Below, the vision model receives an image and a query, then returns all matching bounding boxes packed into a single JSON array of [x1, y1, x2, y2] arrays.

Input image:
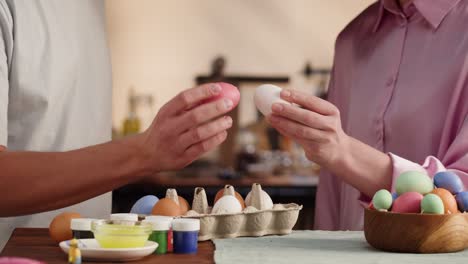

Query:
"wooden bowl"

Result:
[[364, 208, 468, 253]]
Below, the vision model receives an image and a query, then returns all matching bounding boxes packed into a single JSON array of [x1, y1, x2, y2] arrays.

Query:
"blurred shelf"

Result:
[[147, 172, 319, 188]]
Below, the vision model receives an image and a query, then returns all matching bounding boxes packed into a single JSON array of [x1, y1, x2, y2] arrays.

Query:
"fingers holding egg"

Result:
[[254, 84, 292, 116], [202, 82, 240, 108], [178, 115, 233, 149], [175, 84, 238, 133], [278, 89, 339, 116], [270, 104, 333, 132], [170, 82, 238, 114], [268, 115, 327, 142]]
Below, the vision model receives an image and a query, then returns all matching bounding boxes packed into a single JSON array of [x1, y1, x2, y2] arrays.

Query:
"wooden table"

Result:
[[1, 228, 215, 264]]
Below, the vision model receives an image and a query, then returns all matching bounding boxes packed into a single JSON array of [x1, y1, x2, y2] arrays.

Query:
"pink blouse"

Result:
[[314, 0, 468, 230]]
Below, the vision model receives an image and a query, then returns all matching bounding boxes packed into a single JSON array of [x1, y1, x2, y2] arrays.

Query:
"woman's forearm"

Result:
[[0, 135, 149, 216], [330, 136, 393, 197]]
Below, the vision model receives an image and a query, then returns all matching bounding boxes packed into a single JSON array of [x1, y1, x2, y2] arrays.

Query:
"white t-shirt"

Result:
[[0, 0, 112, 250]]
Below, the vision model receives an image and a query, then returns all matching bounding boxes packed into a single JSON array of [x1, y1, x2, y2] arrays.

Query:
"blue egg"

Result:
[[392, 192, 398, 201], [456, 191, 468, 212], [130, 195, 159, 215], [433, 171, 464, 194]]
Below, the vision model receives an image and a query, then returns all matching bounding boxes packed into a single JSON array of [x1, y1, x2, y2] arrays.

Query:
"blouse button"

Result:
[[399, 15, 407, 27], [400, 19, 407, 27]]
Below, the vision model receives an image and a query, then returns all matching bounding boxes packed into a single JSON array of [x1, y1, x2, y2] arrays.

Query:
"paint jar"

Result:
[[91, 219, 152, 248], [142, 218, 171, 254], [172, 219, 200, 254], [146, 216, 174, 252], [110, 213, 138, 223], [71, 218, 94, 239]]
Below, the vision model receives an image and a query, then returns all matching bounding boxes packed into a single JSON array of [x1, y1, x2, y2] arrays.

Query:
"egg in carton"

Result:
[[182, 183, 302, 241]]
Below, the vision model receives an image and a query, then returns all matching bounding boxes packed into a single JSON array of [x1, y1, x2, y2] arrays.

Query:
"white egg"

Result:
[[254, 84, 292, 116], [243, 206, 259, 213], [212, 195, 242, 214], [245, 190, 274, 210]]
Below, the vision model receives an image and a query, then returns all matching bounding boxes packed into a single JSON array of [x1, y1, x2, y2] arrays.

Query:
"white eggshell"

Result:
[[243, 206, 259, 213], [245, 190, 274, 210], [254, 84, 291, 116], [212, 195, 242, 214]]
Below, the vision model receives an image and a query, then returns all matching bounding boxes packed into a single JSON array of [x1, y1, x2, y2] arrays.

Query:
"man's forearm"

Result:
[[0, 135, 149, 216], [0, 83, 238, 217]]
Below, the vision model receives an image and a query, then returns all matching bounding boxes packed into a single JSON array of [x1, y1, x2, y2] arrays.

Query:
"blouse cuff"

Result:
[[388, 153, 446, 192], [359, 153, 446, 206]]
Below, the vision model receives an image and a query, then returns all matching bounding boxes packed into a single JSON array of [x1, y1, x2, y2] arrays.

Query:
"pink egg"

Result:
[[392, 192, 423, 213], [202, 82, 240, 107]]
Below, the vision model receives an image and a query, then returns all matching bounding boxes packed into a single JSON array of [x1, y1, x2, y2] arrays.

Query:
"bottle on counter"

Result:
[[71, 218, 94, 239]]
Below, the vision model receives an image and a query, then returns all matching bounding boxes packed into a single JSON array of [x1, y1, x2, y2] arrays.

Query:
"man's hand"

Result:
[[0, 83, 239, 216], [139, 82, 236, 173]]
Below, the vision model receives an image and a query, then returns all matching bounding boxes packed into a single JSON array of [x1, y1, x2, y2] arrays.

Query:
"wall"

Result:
[[105, 0, 375, 131]]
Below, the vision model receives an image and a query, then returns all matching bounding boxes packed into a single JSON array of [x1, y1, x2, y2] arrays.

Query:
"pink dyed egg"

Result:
[[202, 82, 240, 108], [392, 192, 423, 213]]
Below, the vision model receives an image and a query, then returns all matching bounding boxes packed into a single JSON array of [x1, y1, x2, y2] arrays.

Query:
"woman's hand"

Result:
[[267, 89, 350, 168], [139, 83, 236, 174], [267, 89, 392, 196]]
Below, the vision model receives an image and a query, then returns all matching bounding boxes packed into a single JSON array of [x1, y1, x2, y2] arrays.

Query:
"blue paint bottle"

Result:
[[172, 219, 200, 254]]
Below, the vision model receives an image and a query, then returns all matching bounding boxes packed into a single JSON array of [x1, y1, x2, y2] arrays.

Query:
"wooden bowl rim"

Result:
[[364, 208, 468, 253], [365, 208, 467, 217]]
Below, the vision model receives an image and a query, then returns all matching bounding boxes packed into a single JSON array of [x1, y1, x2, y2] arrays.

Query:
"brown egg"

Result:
[[431, 188, 458, 214], [49, 212, 81, 243], [178, 196, 190, 214], [151, 198, 181, 216], [214, 189, 245, 209]]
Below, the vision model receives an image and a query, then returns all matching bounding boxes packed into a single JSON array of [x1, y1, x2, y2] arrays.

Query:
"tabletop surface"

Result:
[[1, 228, 215, 264], [4, 228, 468, 264]]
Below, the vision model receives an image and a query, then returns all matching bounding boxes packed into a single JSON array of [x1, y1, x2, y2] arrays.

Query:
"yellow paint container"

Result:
[[92, 219, 152, 248]]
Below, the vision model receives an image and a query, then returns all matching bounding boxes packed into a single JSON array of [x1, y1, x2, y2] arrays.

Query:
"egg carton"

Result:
[[181, 184, 302, 241]]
